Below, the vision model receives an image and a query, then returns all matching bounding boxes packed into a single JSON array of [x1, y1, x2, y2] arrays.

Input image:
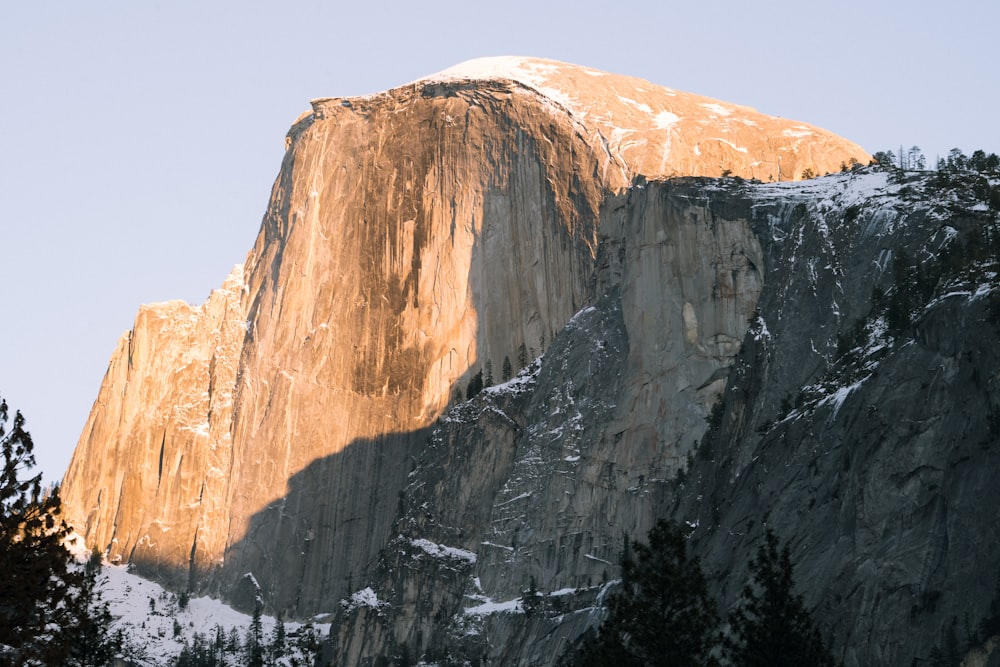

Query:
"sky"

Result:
[[1, 1, 997, 483]]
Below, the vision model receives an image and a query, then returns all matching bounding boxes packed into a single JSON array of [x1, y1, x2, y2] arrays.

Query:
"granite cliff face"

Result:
[[55, 57, 999, 667], [326, 171, 1000, 667], [63, 57, 864, 607], [66, 267, 246, 584]]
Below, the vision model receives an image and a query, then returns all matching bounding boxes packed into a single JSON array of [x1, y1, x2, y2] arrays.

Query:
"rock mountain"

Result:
[[61, 57, 1000, 666]]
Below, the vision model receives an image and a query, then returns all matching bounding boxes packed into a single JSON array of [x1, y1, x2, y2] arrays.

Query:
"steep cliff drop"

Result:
[[61, 57, 882, 662]]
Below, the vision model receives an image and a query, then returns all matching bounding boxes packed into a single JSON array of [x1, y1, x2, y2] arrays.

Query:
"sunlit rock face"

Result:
[[63, 267, 246, 584], [61, 57, 868, 618], [421, 57, 865, 187]]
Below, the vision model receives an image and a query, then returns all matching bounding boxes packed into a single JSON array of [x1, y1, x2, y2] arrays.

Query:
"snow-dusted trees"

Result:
[[906, 146, 927, 170], [872, 147, 925, 170], [871, 149, 896, 169], [938, 148, 1000, 174], [246, 601, 265, 667], [173, 618, 319, 666]]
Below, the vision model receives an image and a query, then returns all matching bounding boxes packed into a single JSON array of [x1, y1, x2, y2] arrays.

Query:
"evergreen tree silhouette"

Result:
[[574, 520, 719, 666], [502, 356, 513, 382], [246, 600, 265, 667], [270, 610, 287, 662], [723, 529, 835, 667], [0, 397, 114, 666]]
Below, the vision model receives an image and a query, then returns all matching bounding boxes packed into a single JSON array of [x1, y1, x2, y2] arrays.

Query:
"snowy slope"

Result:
[[95, 561, 329, 665]]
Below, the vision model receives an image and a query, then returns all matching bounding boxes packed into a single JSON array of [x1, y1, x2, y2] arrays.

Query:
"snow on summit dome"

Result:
[[418, 56, 606, 89], [412, 56, 869, 185], [416, 56, 601, 115]]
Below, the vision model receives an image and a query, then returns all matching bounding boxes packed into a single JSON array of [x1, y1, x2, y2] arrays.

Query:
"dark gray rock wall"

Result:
[[680, 170, 1000, 667]]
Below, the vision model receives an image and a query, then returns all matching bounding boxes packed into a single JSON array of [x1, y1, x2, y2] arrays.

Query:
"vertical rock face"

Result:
[[328, 182, 767, 664], [61, 55, 894, 658], [65, 68, 611, 607], [327, 171, 1000, 667], [216, 78, 607, 611], [63, 267, 245, 586], [676, 172, 1000, 667]]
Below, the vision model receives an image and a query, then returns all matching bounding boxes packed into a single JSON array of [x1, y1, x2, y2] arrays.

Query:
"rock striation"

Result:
[[69, 56, 1000, 667]]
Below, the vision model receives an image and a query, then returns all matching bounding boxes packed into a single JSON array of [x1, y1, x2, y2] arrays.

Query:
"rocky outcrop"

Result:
[[326, 179, 767, 664], [58, 57, 912, 662]]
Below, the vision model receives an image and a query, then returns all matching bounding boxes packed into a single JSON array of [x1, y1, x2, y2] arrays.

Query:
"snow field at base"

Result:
[[96, 562, 331, 665]]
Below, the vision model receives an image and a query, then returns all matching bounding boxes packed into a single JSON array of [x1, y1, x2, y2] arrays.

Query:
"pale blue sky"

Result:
[[2, 1, 997, 481]]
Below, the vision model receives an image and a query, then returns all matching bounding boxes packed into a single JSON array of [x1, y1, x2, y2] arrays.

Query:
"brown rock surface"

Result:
[[61, 57, 869, 611]]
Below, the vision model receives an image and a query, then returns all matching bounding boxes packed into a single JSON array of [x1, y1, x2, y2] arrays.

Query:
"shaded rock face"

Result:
[[677, 172, 1000, 667]]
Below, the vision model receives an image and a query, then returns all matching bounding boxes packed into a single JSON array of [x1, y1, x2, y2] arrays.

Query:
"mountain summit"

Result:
[[63, 60, 865, 608], [56, 60, 1000, 666], [409, 56, 865, 185]]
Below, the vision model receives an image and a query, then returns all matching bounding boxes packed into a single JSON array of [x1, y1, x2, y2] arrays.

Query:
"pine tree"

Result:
[[465, 369, 484, 400], [502, 356, 513, 383], [226, 626, 241, 654], [942, 617, 961, 667], [295, 623, 320, 665], [574, 520, 720, 666], [246, 600, 265, 667], [174, 632, 221, 667], [270, 610, 287, 662], [872, 150, 896, 169], [947, 148, 968, 171], [0, 397, 114, 666], [985, 152, 1000, 174], [723, 529, 835, 667], [214, 624, 226, 656]]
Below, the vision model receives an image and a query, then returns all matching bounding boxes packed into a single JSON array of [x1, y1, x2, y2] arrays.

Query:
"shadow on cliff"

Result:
[[225, 426, 435, 616], [126, 82, 608, 619], [130, 426, 432, 618]]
